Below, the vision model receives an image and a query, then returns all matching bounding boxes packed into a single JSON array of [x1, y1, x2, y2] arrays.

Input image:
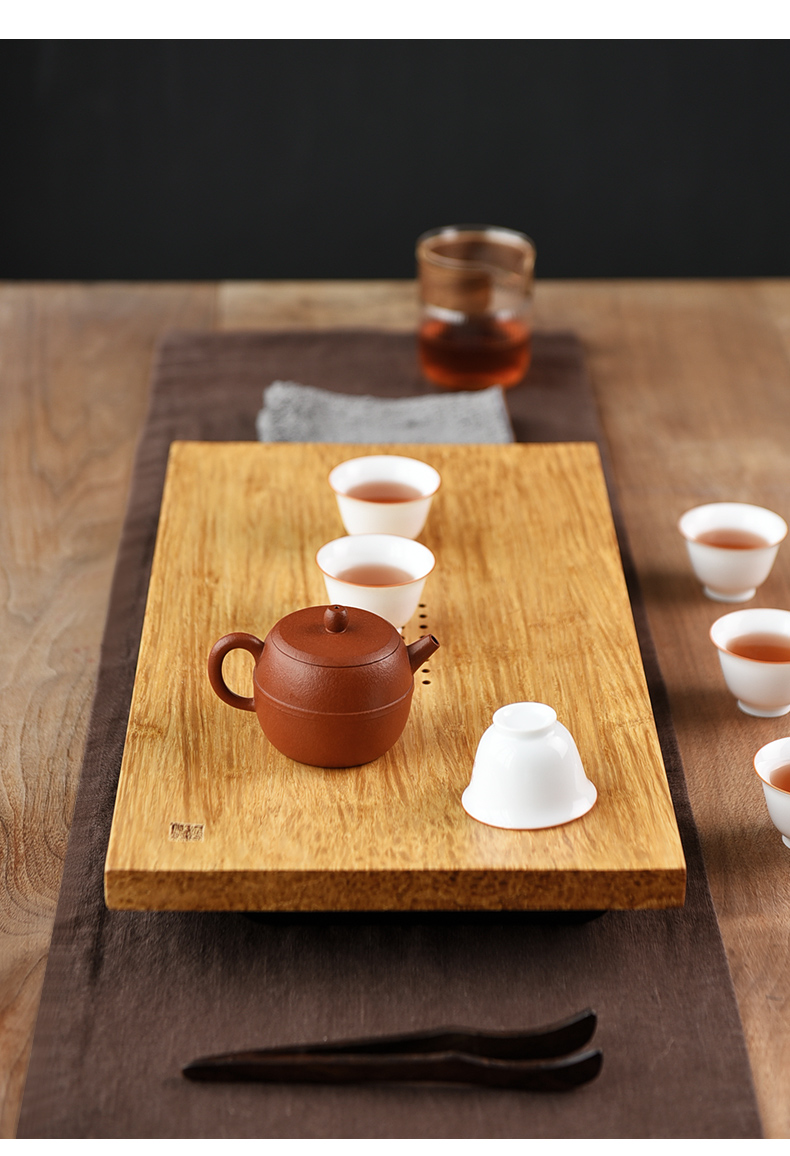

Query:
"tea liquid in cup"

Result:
[[416, 225, 536, 390], [679, 502, 786, 602], [316, 533, 435, 629], [753, 737, 790, 848], [710, 607, 790, 716], [329, 454, 441, 539]]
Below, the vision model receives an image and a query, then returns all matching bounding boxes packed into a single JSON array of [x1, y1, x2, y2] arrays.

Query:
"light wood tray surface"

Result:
[[104, 441, 686, 911]]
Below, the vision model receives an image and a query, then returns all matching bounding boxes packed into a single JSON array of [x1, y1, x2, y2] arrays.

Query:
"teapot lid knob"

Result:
[[323, 605, 349, 634]]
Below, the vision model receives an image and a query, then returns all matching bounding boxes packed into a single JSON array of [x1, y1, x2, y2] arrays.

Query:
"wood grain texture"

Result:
[[532, 279, 790, 1137], [0, 283, 217, 1138], [219, 280, 417, 331], [104, 440, 684, 911]]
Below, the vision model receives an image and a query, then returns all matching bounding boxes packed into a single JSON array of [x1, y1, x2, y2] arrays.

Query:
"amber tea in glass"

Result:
[[416, 225, 535, 391]]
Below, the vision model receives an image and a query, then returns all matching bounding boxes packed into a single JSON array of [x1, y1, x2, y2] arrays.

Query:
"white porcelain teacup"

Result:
[[710, 607, 790, 717], [329, 454, 441, 539], [678, 502, 786, 602], [316, 534, 435, 629], [462, 702, 597, 830], [754, 737, 790, 849]]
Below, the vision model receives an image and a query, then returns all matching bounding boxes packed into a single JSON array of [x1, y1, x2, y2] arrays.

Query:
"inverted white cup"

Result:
[[679, 502, 786, 602], [710, 607, 790, 717], [329, 455, 441, 538], [754, 737, 790, 849], [316, 534, 435, 629], [462, 703, 597, 830]]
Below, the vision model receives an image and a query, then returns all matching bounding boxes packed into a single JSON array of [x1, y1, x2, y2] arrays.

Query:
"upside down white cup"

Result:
[[462, 703, 597, 830], [678, 502, 787, 602], [710, 608, 790, 717], [754, 737, 790, 849], [329, 455, 441, 539], [316, 534, 435, 629]]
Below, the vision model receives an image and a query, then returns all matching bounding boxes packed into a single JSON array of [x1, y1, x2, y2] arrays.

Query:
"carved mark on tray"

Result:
[[169, 822, 205, 842]]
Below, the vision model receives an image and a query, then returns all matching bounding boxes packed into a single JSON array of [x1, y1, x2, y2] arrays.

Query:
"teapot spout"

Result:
[[407, 634, 440, 674]]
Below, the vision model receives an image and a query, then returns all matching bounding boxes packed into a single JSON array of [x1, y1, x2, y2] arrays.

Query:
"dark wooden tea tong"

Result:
[[182, 1008, 601, 1092]]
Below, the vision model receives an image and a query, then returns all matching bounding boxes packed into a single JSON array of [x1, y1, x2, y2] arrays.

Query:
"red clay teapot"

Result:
[[208, 604, 439, 768]]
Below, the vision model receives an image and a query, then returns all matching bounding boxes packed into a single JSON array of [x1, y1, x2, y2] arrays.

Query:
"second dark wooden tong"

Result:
[[182, 1008, 602, 1092]]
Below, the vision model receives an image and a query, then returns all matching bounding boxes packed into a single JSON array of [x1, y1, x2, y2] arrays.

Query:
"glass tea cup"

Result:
[[316, 534, 435, 630], [416, 224, 536, 391], [328, 454, 441, 539]]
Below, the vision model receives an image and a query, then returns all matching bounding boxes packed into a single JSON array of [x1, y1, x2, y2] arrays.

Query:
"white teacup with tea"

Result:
[[316, 533, 435, 629], [710, 607, 790, 717], [754, 737, 790, 849], [329, 454, 441, 539], [679, 501, 786, 602]]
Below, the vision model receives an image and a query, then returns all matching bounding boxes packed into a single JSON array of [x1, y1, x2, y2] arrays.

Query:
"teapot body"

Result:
[[253, 666, 415, 767]]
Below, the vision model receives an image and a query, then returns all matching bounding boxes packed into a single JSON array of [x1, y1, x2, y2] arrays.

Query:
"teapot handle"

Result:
[[207, 632, 265, 712]]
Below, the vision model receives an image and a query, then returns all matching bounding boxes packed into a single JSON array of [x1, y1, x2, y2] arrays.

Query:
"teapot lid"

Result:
[[269, 604, 402, 668]]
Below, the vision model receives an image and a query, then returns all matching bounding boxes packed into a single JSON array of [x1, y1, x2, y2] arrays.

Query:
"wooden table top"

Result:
[[3, 278, 789, 1137]]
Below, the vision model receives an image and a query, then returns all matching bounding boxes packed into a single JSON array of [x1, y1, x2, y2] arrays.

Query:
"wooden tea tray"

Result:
[[104, 441, 686, 912]]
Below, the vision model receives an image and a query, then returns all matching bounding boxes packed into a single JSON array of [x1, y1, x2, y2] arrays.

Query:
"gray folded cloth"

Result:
[[256, 380, 514, 444]]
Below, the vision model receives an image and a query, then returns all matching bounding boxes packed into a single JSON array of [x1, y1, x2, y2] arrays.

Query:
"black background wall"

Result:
[[2, 40, 789, 280]]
